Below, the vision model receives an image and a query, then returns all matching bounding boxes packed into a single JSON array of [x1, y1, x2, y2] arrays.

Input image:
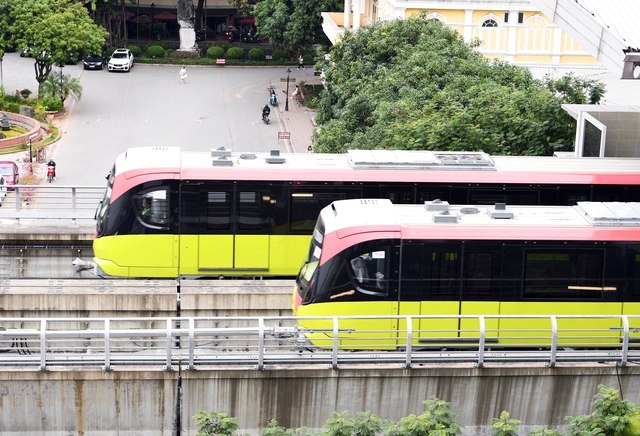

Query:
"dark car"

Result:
[[83, 53, 105, 70], [0, 161, 19, 190]]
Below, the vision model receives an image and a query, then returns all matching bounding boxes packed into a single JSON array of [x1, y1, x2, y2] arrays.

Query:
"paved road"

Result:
[[2, 51, 317, 185]]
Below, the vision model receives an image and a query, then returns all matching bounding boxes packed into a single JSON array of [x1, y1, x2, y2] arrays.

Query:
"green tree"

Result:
[[7, 0, 107, 92], [322, 410, 391, 436], [228, 0, 253, 18], [193, 411, 240, 436], [40, 70, 82, 107], [566, 385, 640, 436], [491, 411, 520, 436], [254, 0, 342, 52], [260, 419, 307, 436], [313, 13, 604, 156], [388, 397, 462, 436]]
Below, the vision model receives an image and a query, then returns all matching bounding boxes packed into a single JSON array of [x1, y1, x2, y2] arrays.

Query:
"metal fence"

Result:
[[1, 315, 639, 371], [0, 185, 103, 225]]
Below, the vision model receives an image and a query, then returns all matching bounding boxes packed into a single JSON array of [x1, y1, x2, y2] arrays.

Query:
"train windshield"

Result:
[[95, 165, 114, 232], [297, 219, 324, 293]]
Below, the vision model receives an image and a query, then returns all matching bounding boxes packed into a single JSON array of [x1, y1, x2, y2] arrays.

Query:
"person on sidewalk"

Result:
[[298, 54, 304, 70], [179, 65, 187, 84]]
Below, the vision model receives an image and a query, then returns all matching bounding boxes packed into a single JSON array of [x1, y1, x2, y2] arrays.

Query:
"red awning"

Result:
[[154, 11, 178, 21], [238, 17, 255, 24]]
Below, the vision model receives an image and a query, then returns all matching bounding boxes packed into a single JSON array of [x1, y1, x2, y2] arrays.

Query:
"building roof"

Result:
[[530, 0, 640, 78]]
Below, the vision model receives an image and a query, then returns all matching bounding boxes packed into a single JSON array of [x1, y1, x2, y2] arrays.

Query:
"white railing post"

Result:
[[103, 319, 111, 372], [165, 318, 173, 371], [331, 317, 339, 369], [404, 316, 412, 369], [39, 319, 47, 371], [257, 317, 265, 370], [188, 318, 195, 370], [621, 315, 629, 367], [476, 316, 485, 368], [548, 316, 558, 368]]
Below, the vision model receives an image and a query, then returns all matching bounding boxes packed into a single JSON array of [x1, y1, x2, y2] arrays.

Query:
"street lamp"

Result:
[[285, 67, 291, 111], [28, 132, 37, 172]]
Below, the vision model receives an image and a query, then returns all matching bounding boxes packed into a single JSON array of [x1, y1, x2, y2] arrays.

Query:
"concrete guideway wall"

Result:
[[1, 364, 639, 435], [0, 279, 295, 319]]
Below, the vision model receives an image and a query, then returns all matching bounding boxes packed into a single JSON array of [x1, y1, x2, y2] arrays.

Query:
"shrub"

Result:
[[107, 47, 117, 57], [42, 96, 62, 112], [248, 48, 265, 61], [225, 47, 245, 60], [271, 49, 285, 62], [146, 45, 165, 59], [169, 50, 200, 59], [206, 46, 224, 59], [128, 45, 142, 57]]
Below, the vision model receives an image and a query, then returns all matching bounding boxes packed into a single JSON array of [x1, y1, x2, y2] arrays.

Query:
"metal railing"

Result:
[[1, 315, 639, 371], [0, 185, 102, 225]]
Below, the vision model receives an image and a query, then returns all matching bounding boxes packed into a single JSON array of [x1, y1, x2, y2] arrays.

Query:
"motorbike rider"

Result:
[[269, 88, 277, 105], [262, 104, 271, 121], [47, 159, 57, 179]]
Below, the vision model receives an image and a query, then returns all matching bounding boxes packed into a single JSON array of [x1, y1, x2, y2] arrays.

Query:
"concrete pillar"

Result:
[[344, 0, 351, 31], [353, 0, 361, 31]]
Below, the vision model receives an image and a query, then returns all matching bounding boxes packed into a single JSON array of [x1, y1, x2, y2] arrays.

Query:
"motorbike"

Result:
[[47, 165, 56, 183], [269, 90, 278, 106], [262, 107, 270, 124]]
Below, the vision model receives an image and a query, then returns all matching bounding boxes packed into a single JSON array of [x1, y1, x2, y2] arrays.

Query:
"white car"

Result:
[[108, 48, 134, 72]]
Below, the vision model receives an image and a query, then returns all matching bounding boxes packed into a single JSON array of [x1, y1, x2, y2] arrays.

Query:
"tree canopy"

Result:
[[254, 0, 342, 52], [5, 0, 107, 88], [313, 14, 605, 156]]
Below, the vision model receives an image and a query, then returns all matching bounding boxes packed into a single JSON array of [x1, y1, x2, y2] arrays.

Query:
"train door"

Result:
[[499, 243, 619, 346], [398, 242, 461, 345], [178, 182, 271, 275]]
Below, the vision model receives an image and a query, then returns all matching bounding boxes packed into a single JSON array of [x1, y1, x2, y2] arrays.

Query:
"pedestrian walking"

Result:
[[298, 54, 304, 70], [179, 65, 187, 84]]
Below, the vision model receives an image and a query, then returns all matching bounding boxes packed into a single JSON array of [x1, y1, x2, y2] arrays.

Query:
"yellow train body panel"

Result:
[[93, 234, 178, 277], [96, 233, 312, 278], [498, 302, 623, 346], [296, 302, 398, 350]]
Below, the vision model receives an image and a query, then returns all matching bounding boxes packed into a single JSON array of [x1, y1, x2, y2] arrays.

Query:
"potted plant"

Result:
[[20, 88, 32, 98]]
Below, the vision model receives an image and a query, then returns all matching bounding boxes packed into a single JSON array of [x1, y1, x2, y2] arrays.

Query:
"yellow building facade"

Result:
[[323, 1, 600, 66]]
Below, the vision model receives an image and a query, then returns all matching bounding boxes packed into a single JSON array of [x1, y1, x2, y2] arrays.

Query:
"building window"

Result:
[[482, 19, 498, 27], [504, 12, 509, 23], [518, 12, 524, 24]]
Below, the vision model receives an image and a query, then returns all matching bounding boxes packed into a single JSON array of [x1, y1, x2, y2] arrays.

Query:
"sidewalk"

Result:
[[271, 71, 321, 153]]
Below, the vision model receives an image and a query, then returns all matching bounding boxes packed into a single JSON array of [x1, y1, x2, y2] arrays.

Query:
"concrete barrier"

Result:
[[0, 364, 638, 435]]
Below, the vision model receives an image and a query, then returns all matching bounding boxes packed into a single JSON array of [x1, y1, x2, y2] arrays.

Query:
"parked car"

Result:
[[0, 176, 6, 204], [67, 52, 82, 65], [83, 53, 105, 70], [0, 161, 19, 190], [108, 48, 134, 72]]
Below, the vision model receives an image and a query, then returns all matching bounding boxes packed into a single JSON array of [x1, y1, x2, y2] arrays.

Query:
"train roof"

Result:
[[319, 200, 640, 245], [116, 147, 640, 183]]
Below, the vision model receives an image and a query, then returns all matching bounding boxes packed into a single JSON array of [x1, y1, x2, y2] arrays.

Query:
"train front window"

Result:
[[348, 250, 388, 295], [297, 221, 325, 297], [133, 188, 170, 228], [96, 166, 114, 224], [523, 249, 604, 299]]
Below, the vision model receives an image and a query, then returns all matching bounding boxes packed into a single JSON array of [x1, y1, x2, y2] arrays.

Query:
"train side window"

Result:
[[523, 249, 604, 299], [238, 191, 261, 231], [348, 250, 388, 295], [430, 251, 459, 298], [207, 191, 231, 231], [290, 189, 360, 234], [465, 252, 493, 296]]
